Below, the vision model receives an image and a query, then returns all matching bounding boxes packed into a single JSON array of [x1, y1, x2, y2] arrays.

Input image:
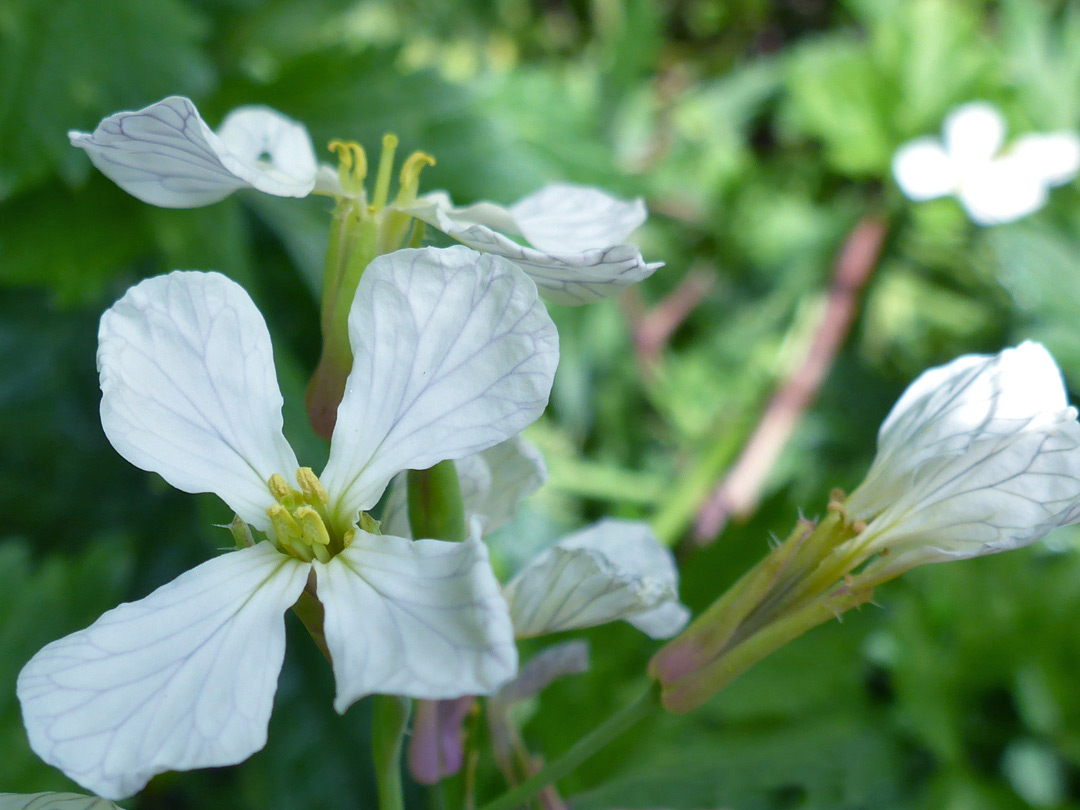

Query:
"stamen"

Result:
[[297, 467, 329, 504], [396, 151, 436, 206], [268, 473, 295, 503], [371, 133, 399, 210], [296, 506, 331, 547], [329, 139, 368, 196]]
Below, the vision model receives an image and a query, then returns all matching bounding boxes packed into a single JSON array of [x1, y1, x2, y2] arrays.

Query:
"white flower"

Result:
[[845, 341, 1080, 577], [70, 96, 658, 304], [16, 246, 559, 800], [892, 102, 1080, 225], [397, 441, 687, 783], [383, 440, 689, 640], [400, 185, 660, 305], [69, 96, 327, 207]]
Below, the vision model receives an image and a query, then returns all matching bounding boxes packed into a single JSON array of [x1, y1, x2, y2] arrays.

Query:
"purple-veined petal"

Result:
[[98, 271, 299, 530], [17, 544, 308, 800]]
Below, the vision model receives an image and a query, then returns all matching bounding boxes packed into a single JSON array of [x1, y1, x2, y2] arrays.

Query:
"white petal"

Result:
[[16, 544, 309, 801], [314, 529, 517, 711], [957, 154, 1048, 225], [503, 519, 689, 639], [214, 106, 319, 197], [0, 794, 123, 810], [69, 97, 315, 208], [491, 640, 590, 707], [892, 138, 957, 200], [98, 271, 299, 530], [944, 102, 1007, 168], [860, 416, 1080, 566], [404, 193, 659, 305], [321, 247, 558, 527], [1008, 132, 1080, 187], [508, 183, 648, 253], [381, 437, 547, 538], [847, 342, 1070, 521]]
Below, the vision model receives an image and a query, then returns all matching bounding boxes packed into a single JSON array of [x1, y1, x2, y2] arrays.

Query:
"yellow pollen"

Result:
[[297, 467, 328, 504], [268, 473, 295, 504], [296, 506, 331, 546]]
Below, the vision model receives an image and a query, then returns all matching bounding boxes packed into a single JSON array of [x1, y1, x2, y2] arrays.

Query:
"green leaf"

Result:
[[0, 0, 215, 199]]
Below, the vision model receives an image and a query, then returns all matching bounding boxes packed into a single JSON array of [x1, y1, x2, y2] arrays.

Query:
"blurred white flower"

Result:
[[17, 246, 560, 799], [846, 341, 1080, 577], [892, 102, 1080, 225]]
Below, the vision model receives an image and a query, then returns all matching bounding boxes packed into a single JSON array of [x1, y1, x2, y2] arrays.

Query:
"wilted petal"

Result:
[[314, 528, 517, 711], [859, 417, 1080, 568], [406, 696, 475, 785], [69, 97, 316, 208], [504, 520, 689, 639], [892, 138, 957, 201], [848, 342, 1069, 521], [98, 272, 299, 530], [404, 192, 659, 305], [944, 102, 1006, 169], [381, 437, 547, 538], [1009, 132, 1080, 187], [491, 641, 590, 708], [17, 544, 308, 800], [321, 247, 558, 527]]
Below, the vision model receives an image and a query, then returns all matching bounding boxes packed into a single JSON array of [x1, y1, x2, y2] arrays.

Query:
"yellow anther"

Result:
[[396, 151, 436, 205], [342, 528, 356, 549], [296, 467, 328, 505], [295, 506, 331, 547], [268, 473, 295, 503], [268, 503, 303, 541]]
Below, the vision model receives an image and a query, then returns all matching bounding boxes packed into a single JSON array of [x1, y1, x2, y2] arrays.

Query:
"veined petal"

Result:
[[1008, 132, 1080, 187], [69, 97, 316, 208], [214, 106, 319, 197], [508, 184, 648, 254], [848, 342, 1070, 521], [16, 544, 309, 801], [944, 102, 1006, 169], [504, 520, 689, 639], [491, 641, 590, 708], [98, 271, 299, 530], [314, 528, 517, 711], [892, 137, 957, 201], [321, 247, 558, 527], [957, 154, 1048, 225], [403, 192, 659, 305], [381, 437, 547, 538], [0, 794, 123, 810], [858, 416, 1080, 568]]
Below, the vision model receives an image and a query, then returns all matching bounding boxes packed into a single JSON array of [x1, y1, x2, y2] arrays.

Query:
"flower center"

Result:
[[266, 468, 352, 563], [327, 134, 435, 210]]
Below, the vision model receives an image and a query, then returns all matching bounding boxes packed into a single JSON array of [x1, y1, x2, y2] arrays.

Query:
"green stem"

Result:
[[477, 684, 658, 810], [373, 695, 412, 810], [408, 461, 467, 542]]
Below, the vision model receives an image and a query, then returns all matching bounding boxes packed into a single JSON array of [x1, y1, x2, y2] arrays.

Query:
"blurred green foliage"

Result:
[[4, 0, 1080, 808]]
